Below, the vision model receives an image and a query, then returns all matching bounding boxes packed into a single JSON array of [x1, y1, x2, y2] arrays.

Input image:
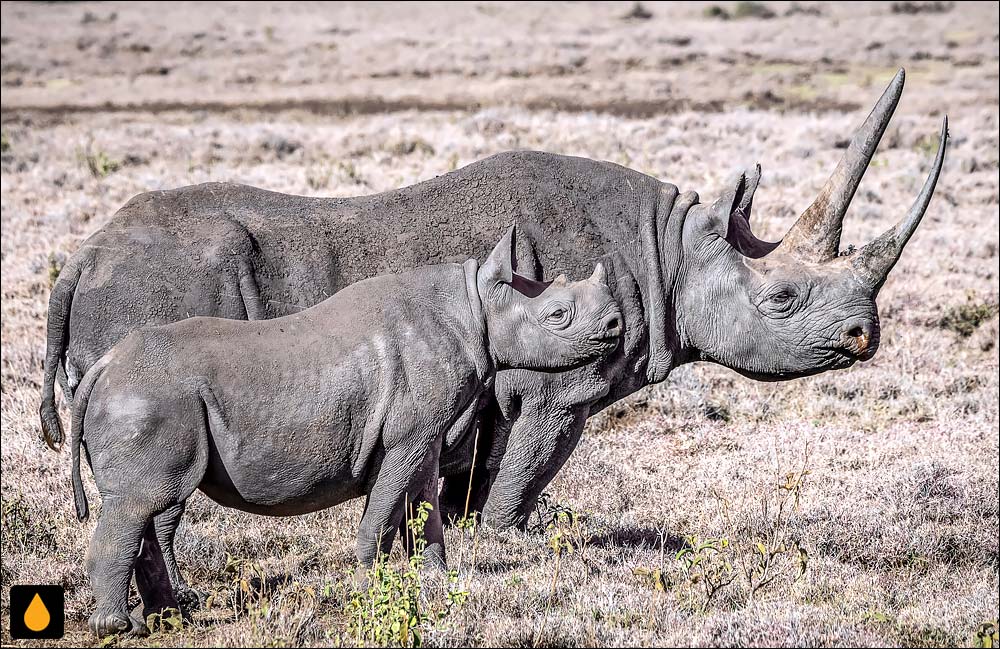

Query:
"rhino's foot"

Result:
[[480, 502, 532, 532], [352, 565, 370, 591], [174, 586, 205, 617], [422, 543, 447, 573], [89, 609, 149, 639]]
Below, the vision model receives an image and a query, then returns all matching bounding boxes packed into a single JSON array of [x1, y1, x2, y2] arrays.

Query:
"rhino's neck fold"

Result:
[[621, 179, 693, 386]]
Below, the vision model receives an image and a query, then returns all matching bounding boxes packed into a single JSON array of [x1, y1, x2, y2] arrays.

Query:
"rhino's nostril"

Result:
[[847, 326, 864, 339], [606, 316, 620, 332]]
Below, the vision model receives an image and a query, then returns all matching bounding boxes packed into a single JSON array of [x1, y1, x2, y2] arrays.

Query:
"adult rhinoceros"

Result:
[[41, 70, 945, 603]]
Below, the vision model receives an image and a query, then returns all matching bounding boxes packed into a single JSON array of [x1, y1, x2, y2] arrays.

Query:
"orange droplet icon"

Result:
[[24, 593, 51, 632]]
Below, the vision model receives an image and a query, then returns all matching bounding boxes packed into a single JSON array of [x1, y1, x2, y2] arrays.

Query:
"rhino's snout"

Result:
[[839, 317, 880, 361], [589, 309, 623, 346], [599, 312, 622, 339]]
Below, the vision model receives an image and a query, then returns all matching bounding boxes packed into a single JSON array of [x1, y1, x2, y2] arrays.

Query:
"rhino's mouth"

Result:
[[589, 332, 621, 353]]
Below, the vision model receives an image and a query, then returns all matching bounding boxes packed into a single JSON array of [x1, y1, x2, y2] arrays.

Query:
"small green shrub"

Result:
[[975, 622, 999, 648], [389, 138, 435, 156], [675, 536, 737, 611], [47, 252, 64, 288], [939, 293, 998, 337], [344, 502, 468, 648], [703, 5, 730, 19], [306, 163, 334, 190], [337, 160, 365, 186], [145, 607, 183, 635], [80, 144, 121, 178], [1, 491, 57, 559], [733, 1, 776, 19]]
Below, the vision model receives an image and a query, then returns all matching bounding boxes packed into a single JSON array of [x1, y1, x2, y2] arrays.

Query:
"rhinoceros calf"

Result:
[[69, 228, 622, 637]]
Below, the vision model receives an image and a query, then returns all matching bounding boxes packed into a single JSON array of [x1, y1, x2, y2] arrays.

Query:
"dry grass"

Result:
[[2, 1, 998, 647]]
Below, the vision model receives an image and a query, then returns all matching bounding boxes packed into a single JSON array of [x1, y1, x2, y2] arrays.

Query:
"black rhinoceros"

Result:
[[41, 69, 945, 604]]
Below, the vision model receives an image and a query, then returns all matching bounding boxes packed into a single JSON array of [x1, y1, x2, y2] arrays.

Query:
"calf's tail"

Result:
[[39, 252, 88, 451], [71, 354, 110, 522]]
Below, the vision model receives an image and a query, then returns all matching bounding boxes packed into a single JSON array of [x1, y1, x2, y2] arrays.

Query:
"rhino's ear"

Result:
[[481, 225, 517, 286], [701, 166, 779, 259]]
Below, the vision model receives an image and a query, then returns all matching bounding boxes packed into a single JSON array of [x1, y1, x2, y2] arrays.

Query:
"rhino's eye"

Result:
[[757, 285, 799, 316], [769, 290, 793, 305], [544, 306, 571, 328]]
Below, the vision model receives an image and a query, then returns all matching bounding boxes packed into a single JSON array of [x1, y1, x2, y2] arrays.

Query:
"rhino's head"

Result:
[[674, 69, 948, 380], [479, 226, 622, 371]]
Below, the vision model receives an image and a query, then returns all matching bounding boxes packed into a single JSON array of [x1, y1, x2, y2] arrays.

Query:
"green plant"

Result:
[[344, 501, 468, 647], [80, 143, 121, 178], [389, 138, 435, 156], [939, 292, 998, 337], [306, 162, 334, 190], [976, 622, 1000, 648], [733, 1, 776, 19], [145, 607, 183, 634], [718, 453, 811, 602], [337, 160, 365, 186], [47, 252, 64, 288], [675, 536, 737, 611], [1, 130, 10, 153], [703, 5, 730, 19]]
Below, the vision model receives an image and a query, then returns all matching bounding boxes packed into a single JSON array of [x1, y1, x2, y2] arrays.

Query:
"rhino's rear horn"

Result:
[[778, 69, 906, 262], [852, 117, 948, 292]]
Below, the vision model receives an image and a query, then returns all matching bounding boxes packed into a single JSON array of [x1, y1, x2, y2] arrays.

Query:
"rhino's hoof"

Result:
[[89, 609, 149, 638], [175, 586, 205, 617], [351, 565, 370, 591]]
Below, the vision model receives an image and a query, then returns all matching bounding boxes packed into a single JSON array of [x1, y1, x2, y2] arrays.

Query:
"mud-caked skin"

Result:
[[42, 70, 946, 605], [71, 228, 622, 638]]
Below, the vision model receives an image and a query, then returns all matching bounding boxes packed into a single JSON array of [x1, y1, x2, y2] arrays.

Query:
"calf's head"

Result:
[[478, 227, 622, 371], [674, 69, 948, 380]]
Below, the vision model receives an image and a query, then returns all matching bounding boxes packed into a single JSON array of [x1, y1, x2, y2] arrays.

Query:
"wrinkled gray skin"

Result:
[[41, 70, 947, 614], [71, 228, 622, 637]]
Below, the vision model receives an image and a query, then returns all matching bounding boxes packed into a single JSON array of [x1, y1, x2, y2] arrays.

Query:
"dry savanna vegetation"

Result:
[[1, 1, 998, 647]]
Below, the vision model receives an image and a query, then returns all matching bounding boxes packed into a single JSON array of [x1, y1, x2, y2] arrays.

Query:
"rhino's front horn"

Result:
[[852, 116, 948, 292], [778, 69, 906, 262]]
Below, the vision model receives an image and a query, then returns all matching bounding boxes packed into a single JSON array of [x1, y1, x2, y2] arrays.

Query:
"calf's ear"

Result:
[[481, 225, 517, 285]]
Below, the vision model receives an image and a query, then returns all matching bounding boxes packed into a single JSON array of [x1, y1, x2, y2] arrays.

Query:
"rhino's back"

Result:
[[92, 150, 659, 289], [65, 151, 662, 373]]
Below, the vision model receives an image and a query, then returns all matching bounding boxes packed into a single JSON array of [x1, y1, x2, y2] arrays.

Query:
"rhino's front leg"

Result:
[[356, 440, 444, 569], [400, 461, 446, 571], [477, 367, 604, 530]]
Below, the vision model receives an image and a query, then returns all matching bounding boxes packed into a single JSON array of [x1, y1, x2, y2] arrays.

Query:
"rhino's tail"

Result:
[[39, 251, 88, 452], [71, 353, 110, 522]]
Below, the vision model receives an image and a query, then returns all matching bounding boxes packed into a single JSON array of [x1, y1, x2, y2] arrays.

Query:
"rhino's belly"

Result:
[[198, 453, 366, 517]]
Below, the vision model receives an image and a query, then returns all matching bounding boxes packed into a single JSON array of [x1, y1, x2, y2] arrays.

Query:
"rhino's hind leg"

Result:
[[152, 502, 203, 616], [86, 501, 154, 638], [133, 522, 179, 621]]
